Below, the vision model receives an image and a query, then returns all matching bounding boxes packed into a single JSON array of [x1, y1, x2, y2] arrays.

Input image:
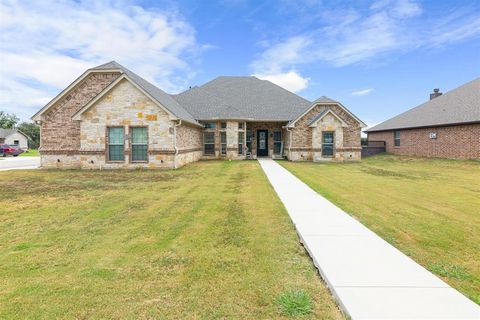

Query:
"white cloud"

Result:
[[352, 88, 374, 96], [0, 0, 202, 120], [254, 71, 309, 93], [250, 0, 480, 81], [249, 36, 311, 92]]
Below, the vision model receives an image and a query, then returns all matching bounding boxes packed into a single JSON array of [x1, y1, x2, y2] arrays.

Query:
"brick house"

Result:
[[365, 78, 479, 160], [32, 61, 365, 169]]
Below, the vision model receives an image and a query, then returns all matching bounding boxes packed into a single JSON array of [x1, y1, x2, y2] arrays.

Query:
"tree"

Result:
[[17, 122, 40, 149], [0, 111, 19, 129]]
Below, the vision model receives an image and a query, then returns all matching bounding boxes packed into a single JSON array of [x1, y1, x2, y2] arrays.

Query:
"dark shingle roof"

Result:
[[366, 78, 480, 132], [172, 76, 312, 121], [91, 61, 200, 126]]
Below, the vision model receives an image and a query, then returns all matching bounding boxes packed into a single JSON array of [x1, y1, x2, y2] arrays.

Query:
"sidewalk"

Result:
[[258, 159, 479, 319]]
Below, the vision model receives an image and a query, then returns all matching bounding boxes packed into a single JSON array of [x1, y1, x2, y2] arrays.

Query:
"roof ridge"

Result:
[[366, 77, 480, 132]]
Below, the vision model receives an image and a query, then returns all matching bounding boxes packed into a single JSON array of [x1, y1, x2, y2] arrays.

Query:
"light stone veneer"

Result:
[[79, 79, 174, 169]]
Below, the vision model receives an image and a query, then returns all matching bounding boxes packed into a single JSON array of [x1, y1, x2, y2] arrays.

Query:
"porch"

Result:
[[201, 121, 288, 159]]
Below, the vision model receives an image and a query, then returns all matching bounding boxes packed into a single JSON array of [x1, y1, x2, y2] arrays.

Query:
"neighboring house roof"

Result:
[[0, 128, 30, 140], [172, 76, 312, 121], [366, 78, 480, 132]]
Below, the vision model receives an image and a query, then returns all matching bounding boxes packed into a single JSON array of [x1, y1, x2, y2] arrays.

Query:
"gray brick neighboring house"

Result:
[[365, 78, 480, 160], [32, 61, 366, 169]]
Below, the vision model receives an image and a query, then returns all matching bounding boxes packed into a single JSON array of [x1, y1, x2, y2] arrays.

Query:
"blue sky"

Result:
[[0, 0, 479, 128]]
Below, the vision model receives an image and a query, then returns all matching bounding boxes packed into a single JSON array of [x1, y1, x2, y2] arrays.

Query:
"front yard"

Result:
[[0, 161, 341, 319], [280, 154, 480, 304]]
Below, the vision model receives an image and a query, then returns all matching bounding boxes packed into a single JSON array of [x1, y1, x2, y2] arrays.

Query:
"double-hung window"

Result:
[[108, 127, 125, 161], [322, 132, 334, 157], [220, 132, 227, 155], [394, 131, 401, 147], [246, 129, 252, 154], [204, 132, 215, 155], [131, 127, 148, 162], [238, 132, 244, 155], [273, 131, 282, 155]]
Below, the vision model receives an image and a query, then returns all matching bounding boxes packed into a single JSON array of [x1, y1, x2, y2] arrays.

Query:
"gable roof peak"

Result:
[[313, 96, 338, 104], [90, 60, 124, 70]]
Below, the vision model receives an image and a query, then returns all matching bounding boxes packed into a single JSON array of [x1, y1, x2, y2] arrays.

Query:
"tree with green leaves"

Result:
[[0, 111, 19, 129]]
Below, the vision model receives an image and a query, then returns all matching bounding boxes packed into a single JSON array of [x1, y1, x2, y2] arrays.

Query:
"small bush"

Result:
[[276, 290, 313, 317]]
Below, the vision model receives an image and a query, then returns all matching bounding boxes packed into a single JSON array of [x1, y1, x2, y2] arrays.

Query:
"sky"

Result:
[[0, 0, 479, 128]]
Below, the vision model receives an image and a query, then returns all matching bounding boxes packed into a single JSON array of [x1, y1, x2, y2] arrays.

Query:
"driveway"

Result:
[[258, 159, 480, 320], [0, 157, 40, 171]]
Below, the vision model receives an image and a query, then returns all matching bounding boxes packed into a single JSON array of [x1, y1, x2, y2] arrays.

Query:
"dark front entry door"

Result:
[[257, 130, 268, 157]]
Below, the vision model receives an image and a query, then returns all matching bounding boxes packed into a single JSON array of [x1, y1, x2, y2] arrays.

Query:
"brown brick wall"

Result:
[[40, 72, 121, 152], [367, 123, 480, 159]]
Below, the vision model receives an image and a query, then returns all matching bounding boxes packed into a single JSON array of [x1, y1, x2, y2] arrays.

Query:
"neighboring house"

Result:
[[32, 61, 365, 169], [365, 78, 480, 160], [0, 129, 29, 149]]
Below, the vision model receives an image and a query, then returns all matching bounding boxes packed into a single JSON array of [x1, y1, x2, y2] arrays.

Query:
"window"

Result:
[[322, 132, 334, 157], [221, 122, 227, 129], [108, 127, 125, 161], [394, 131, 401, 146], [220, 132, 227, 155], [246, 129, 252, 154], [131, 127, 148, 162], [204, 132, 215, 155], [204, 122, 216, 129], [273, 131, 282, 155], [13, 140, 19, 145], [238, 132, 244, 155], [238, 122, 244, 130]]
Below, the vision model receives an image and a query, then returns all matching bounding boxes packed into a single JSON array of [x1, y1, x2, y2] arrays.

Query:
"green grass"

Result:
[[280, 154, 480, 304], [276, 290, 313, 317], [0, 161, 342, 319], [19, 149, 39, 157]]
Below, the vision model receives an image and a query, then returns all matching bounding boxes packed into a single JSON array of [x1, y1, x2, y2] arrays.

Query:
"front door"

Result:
[[257, 130, 268, 157]]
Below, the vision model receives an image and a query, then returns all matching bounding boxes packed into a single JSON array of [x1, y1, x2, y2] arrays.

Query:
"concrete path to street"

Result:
[[258, 158, 480, 319], [0, 157, 40, 171]]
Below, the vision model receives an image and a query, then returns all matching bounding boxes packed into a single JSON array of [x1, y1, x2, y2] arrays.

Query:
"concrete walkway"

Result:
[[0, 157, 40, 171], [258, 159, 480, 320]]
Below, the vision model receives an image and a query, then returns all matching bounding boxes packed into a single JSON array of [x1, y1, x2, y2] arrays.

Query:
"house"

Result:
[[0, 128, 29, 149], [31, 61, 365, 169], [365, 78, 480, 160]]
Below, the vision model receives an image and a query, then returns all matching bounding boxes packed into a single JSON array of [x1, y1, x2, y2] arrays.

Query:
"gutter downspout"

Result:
[[173, 120, 182, 169]]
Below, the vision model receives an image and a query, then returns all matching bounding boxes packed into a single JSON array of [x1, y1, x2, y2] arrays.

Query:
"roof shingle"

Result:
[[366, 78, 480, 132]]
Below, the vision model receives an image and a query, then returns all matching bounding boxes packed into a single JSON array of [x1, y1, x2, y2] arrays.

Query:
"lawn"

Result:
[[0, 161, 342, 319], [19, 149, 39, 157], [280, 154, 480, 304]]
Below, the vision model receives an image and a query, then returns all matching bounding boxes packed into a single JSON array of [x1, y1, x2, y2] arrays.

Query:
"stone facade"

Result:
[[37, 70, 364, 169], [287, 104, 362, 161], [40, 77, 203, 169], [40, 72, 121, 154], [367, 123, 480, 159], [247, 122, 287, 159], [176, 122, 203, 166]]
